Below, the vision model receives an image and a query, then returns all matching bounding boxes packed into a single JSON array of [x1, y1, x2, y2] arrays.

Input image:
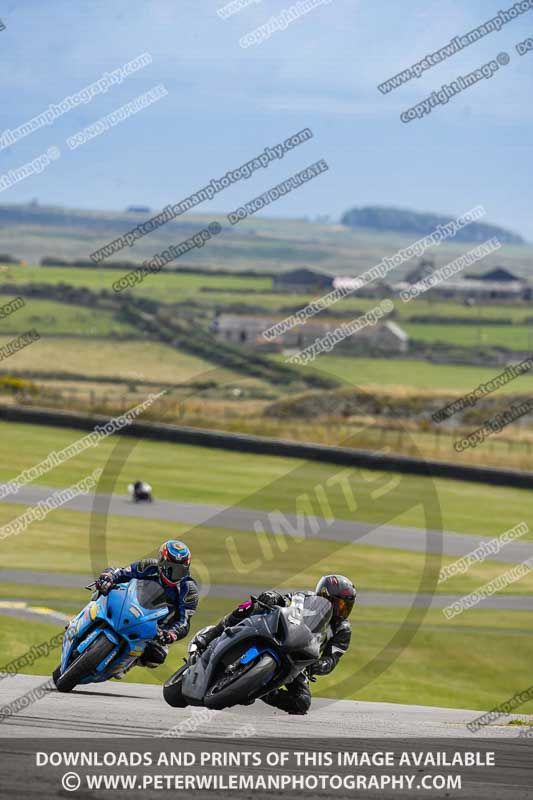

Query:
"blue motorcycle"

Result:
[[53, 580, 169, 692]]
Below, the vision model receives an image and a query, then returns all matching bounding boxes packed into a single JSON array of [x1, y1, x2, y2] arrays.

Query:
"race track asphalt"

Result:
[[1, 674, 529, 739]]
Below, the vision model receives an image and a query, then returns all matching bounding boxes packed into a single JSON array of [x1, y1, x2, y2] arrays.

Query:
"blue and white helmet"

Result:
[[158, 540, 191, 587]]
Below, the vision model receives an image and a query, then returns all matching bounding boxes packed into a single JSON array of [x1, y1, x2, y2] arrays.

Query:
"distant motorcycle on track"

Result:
[[128, 480, 153, 503], [52, 580, 168, 692], [163, 592, 332, 710]]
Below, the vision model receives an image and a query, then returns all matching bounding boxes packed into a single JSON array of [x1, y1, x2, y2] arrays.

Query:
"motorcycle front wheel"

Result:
[[54, 634, 116, 693], [204, 654, 277, 710], [163, 665, 188, 707]]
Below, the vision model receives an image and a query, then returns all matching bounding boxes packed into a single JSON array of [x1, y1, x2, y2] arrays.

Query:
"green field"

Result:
[[404, 323, 533, 351], [0, 582, 88, 608], [0, 420, 531, 541], [320, 606, 533, 710], [0, 264, 271, 303], [306, 355, 533, 393], [398, 300, 530, 323], [0, 335, 267, 386], [0, 297, 139, 337]]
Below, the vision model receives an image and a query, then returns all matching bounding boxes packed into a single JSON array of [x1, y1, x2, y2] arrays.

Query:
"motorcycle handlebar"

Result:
[[250, 595, 274, 610]]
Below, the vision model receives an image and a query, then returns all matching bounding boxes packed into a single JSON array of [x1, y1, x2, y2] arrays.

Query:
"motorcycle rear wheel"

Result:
[[54, 634, 116, 693], [204, 654, 277, 710]]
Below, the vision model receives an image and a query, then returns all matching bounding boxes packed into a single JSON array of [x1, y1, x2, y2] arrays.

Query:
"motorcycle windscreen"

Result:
[[301, 594, 332, 634], [134, 581, 168, 610]]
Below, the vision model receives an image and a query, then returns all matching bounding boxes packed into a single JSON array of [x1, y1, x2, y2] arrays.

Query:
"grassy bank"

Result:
[[0, 420, 531, 539]]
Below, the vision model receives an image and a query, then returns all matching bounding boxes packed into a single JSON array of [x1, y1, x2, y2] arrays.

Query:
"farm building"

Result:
[[430, 278, 531, 301], [213, 313, 409, 353], [273, 268, 333, 294], [394, 263, 532, 301], [475, 267, 521, 282]]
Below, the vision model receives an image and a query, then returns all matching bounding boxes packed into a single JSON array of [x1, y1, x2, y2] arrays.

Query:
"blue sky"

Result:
[[1, 0, 532, 239]]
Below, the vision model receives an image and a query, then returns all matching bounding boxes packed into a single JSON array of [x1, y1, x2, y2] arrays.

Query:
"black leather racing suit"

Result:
[[200, 591, 351, 715]]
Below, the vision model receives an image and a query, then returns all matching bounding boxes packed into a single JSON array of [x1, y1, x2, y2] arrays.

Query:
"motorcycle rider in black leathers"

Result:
[[192, 574, 356, 715]]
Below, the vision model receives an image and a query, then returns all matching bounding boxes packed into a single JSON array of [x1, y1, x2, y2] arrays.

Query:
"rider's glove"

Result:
[[95, 570, 115, 596], [159, 629, 178, 645], [257, 590, 284, 609], [308, 658, 330, 678], [193, 633, 209, 651]]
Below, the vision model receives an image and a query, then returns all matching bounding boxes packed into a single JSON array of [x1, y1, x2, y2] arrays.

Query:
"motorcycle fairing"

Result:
[[59, 580, 168, 682]]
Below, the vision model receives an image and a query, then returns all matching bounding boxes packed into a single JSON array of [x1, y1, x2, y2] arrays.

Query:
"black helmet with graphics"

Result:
[[315, 574, 356, 620]]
